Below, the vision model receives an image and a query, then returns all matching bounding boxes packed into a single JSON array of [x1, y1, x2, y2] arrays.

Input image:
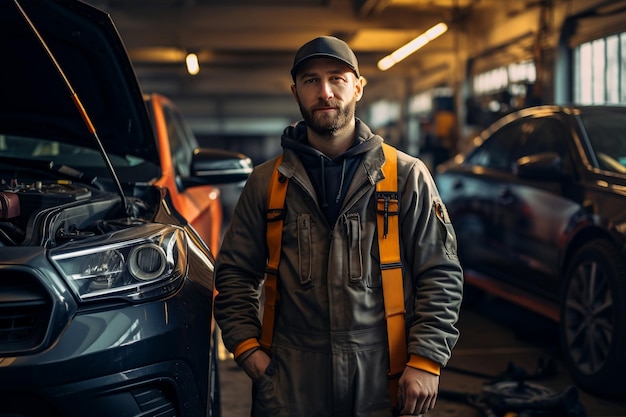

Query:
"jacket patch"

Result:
[[434, 199, 451, 224]]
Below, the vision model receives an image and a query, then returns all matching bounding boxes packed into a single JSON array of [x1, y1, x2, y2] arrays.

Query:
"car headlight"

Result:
[[51, 225, 187, 302]]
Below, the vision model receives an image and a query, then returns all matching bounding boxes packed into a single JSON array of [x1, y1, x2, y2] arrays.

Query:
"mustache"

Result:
[[312, 101, 338, 110]]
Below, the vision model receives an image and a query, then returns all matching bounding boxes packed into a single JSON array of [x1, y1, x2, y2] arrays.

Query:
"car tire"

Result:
[[560, 239, 626, 398]]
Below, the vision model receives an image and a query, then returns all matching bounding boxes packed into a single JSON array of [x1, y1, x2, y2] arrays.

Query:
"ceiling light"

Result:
[[377, 22, 448, 71], [186, 52, 199, 75]]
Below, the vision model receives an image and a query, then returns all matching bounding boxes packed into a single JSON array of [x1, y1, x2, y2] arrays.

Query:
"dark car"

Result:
[[435, 105, 626, 397], [0, 1, 251, 416]]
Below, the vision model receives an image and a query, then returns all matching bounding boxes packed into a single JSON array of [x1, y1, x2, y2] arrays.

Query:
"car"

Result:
[[0, 1, 252, 416], [434, 104, 626, 398]]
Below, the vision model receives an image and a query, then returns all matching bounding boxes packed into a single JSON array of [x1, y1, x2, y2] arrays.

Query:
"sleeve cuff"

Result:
[[232, 338, 260, 359], [406, 355, 441, 376]]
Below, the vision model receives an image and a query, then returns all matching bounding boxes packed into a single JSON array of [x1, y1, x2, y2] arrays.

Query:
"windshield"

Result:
[[0, 134, 142, 167], [580, 109, 626, 173], [0, 134, 159, 188]]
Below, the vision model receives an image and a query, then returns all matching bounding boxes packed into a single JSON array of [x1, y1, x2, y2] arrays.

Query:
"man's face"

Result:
[[291, 58, 363, 137]]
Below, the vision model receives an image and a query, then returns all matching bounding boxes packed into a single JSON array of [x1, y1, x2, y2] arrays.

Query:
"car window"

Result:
[[162, 105, 197, 178], [580, 111, 626, 173], [514, 118, 566, 160], [466, 120, 524, 171], [467, 117, 569, 173], [0, 134, 135, 166]]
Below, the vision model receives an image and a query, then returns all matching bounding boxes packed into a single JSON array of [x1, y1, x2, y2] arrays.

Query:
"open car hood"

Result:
[[0, 0, 159, 165]]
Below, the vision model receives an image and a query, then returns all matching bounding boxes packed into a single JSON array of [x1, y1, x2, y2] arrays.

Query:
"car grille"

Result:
[[0, 385, 179, 417], [132, 385, 178, 417], [0, 272, 52, 355]]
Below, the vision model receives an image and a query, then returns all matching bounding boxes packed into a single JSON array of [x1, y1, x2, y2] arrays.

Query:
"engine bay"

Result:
[[0, 176, 151, 247]]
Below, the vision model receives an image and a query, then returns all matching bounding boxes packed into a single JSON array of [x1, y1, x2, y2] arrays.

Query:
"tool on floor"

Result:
[[440, 358, 587, 417]]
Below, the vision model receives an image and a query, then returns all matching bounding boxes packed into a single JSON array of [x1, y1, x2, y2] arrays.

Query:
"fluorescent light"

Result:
[[378, 22, 448, 71], [186, 52, 199, 75]]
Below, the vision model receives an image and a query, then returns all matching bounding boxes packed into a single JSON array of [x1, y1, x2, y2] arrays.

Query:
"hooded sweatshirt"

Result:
[[281, 119, 382, 225]]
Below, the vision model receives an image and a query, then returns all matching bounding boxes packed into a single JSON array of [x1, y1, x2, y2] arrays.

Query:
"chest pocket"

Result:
[[297, 214, 313, 284], [344, 212, 363, 282]]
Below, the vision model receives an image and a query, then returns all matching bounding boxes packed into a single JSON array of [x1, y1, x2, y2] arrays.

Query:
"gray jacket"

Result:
[[214, 120, 463, 417]]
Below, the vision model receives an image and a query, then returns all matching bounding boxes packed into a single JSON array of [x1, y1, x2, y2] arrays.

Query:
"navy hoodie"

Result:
[[281, 119, 383, 226]]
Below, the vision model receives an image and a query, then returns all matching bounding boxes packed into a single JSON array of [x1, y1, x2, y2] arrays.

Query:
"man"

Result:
[[214, 36, 463, 417]]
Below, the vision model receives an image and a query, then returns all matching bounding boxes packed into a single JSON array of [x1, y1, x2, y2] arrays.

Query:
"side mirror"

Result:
[[182, 148, 253, 188], [515, 152, 561, 180]]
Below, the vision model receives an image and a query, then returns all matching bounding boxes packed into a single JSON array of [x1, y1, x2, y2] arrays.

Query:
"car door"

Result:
[[454, 118, 526, 276], [502, 115, 580, 298], [459, 115, 575, 297]]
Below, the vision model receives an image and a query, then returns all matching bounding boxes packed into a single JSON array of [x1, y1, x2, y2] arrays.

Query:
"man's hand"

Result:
[[239, 348, 272, 380], [397, 366, 439, 416]]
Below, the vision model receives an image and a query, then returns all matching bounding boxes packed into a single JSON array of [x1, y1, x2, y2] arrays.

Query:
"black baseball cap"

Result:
[[291, 36, 360, 81]]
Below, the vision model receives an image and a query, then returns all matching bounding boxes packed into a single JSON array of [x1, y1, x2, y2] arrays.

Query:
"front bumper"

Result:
[[0, 250, 214, 417]]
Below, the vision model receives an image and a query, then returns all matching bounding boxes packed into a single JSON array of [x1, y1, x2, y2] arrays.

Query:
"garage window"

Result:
[[574, 32, 626, 104]]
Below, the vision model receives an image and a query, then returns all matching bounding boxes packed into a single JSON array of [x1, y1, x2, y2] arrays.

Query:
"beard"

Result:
[[299, 98, 356, 137]]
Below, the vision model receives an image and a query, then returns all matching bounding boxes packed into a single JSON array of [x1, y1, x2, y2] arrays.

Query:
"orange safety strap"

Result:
[[376, 143, 406, 409], [260, 154, 288, 351]]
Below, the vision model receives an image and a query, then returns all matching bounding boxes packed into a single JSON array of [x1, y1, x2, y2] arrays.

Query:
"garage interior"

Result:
[[81, 1, 626, 416], [86, 0, 626, 162]]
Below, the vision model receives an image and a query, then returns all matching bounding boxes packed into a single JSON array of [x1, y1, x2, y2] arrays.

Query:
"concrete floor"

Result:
[[216, 296, 626, 417]]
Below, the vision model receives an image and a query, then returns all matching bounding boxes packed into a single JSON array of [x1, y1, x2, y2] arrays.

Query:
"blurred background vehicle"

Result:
[[0, 1, 251, 416], [145, 92, 252, 254], [434, 105, 626, 398]]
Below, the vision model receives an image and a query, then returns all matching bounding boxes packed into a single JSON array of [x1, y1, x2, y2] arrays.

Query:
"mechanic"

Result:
[[214, 35, 464, 417]]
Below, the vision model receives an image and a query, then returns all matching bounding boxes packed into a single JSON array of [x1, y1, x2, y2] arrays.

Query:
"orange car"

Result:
[[145, 93, 252, 254]]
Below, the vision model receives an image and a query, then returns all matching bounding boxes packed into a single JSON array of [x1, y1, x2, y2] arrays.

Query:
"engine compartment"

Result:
[[0, 176, 151, 247]]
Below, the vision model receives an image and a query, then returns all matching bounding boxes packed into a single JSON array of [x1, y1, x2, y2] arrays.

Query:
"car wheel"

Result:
[[560, 239, 626, 397]]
